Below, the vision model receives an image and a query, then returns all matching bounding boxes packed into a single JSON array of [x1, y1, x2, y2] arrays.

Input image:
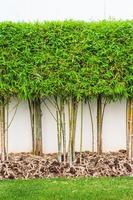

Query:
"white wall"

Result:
[[7, 99, 32, 153], [42, 99, 126, 153], [3, 98, 126, 153], [103, 101, 126, 151], [0, 0, 132, 22]]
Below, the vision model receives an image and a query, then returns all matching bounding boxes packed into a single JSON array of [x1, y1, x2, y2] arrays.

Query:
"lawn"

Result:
[[0, 177, 133, 200]]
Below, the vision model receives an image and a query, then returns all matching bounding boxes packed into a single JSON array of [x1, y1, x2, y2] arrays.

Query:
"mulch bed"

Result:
[[0, 150, 133, 179]]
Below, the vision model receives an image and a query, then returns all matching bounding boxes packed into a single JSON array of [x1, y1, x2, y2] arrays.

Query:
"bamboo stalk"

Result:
[[128, 99, 131, 158], [88, 100, 94, 152], [0, 97, 6, 161], [70, 97, 74, 164], [71, 98, 78, 162], [80, 101, 83, 163], [59, 99, 63, 161], [43, 100, 57, 121], [56, 108, 61, 162], [34, 98, 42, 156], [62, 100, 66, 164], [28, 99, 35, 154], [131, 100, 133, 159], [5, 100, 9, 160], [128, 99, 133, 159], [2, 98, 19, 160], [126, 99, 130, 156], [43, 97, 62, 161], [5, 101, 19, 130], [28, 98, 42, 156], [56, 97, 65, 162], [97, 96, 107, 155], [68, 97, 72, 166], [97, 95, 102, 154]]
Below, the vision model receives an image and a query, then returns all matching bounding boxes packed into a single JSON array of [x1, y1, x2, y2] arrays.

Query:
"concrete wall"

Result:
[[6, 98, 126, 153]]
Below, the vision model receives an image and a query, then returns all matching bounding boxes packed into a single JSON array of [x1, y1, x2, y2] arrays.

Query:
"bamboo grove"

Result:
[[0, 20, 133, 163]]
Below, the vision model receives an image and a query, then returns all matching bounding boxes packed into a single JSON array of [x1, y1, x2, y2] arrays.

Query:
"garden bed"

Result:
[[0, 151, 133, 179]]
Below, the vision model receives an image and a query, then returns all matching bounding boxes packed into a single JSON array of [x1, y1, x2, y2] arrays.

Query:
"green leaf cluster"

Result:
[[0, 20, 133, 100]]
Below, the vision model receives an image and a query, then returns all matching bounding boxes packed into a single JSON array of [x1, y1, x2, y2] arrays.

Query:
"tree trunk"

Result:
[[97, 95, 102, 154], [28, 98, 42, 156], [0, 97, 6, 161]]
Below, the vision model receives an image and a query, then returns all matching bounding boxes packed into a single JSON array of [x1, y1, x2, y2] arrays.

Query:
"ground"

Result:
[[0, 151, 132, 179], [0, 177, 133, 200]]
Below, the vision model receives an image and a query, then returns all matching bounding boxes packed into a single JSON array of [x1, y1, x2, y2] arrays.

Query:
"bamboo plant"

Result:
[[28, 98, 42, 156], [0, 20, 132, 161]]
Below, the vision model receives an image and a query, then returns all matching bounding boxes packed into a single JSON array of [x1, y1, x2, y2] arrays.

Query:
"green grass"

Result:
[[0, 177, 133, 200]]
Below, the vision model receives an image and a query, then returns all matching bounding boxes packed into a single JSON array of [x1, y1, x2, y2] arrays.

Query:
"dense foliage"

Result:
[[0, 20, 133, 100]]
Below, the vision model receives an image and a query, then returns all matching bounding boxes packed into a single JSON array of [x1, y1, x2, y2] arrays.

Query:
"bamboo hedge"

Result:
[[0, 20, 133, 162]]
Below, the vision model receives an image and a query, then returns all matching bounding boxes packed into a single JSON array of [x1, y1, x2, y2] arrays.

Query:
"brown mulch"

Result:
[[0, 150, 133, 179]]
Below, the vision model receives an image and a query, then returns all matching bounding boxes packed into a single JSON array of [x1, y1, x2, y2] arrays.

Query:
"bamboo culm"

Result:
[[80, 100, 83, 163], [88, 100, 95, 152], [127, 99, 133, 159], [0, 97, 6, 161], [97, 95, 102, 154], [28, 98, 42, 156]]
